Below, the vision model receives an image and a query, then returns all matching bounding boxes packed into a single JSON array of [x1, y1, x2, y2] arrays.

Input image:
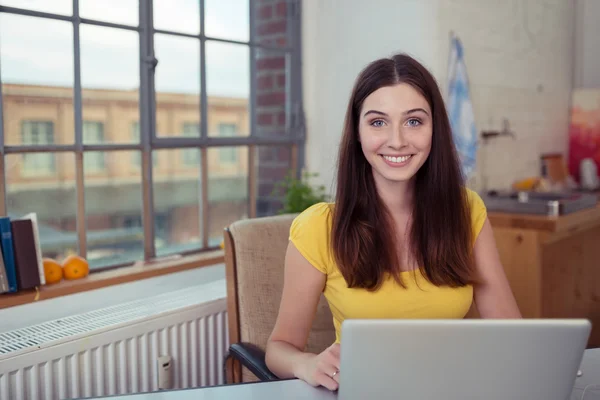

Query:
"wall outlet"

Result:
[[157, 355, 172, 390]]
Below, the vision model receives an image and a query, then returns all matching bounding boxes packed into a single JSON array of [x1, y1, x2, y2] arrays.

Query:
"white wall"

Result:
[[302, 0, 576, 193], [574, 0, 600, 88], [301, 0, 440, 194]]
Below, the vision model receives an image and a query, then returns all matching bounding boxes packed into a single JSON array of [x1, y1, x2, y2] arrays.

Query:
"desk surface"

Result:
[[90, 379, 336, 400], [90, 349, 600, 399], [571, 348, 600, 400]]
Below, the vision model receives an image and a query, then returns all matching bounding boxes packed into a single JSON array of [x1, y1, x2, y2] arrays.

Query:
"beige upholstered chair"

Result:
[[223, 213, 335, 384]]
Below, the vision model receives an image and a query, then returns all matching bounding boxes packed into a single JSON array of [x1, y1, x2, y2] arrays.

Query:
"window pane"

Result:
[[254, 0, 291, 47], [255, 49, 289, 137], [81, 25, 139, 144], [206, 42, 249, 137], [6, 153, 77, 262], [256, 146, 293, 217], [205, 0, 249, 42], [80, 0, 138, 26], [0, 0, 72, 15], [0, 14, 73, 146], [153, 149, 203, 257], [155, 34, 200, 137], [153, 0, 199, 35], [207, 147, 248, 247], [85, 151, 143, 270]]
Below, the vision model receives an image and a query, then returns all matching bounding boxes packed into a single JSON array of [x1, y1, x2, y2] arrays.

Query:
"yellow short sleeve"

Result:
[[466, 188, 487, 242], [289, 202, 334, 275]]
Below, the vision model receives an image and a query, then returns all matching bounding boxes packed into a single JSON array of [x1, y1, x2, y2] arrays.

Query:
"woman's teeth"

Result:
[[383, 155, 412, 164]]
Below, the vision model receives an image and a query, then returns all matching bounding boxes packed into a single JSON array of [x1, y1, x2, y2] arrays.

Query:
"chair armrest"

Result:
[[227, 342, 279, 382]]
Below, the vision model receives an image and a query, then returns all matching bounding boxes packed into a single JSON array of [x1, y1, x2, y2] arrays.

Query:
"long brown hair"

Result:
[[331, 53, 474, 290]]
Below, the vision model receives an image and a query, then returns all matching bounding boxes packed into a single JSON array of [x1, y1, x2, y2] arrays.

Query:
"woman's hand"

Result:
[[295, 343, 341, 391]]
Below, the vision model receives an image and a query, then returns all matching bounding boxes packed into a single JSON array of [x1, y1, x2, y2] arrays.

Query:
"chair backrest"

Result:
[[224, 213, 335, 382]]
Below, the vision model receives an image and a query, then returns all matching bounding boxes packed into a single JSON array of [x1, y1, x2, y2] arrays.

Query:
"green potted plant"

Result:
[[272, 170, 329, 214]]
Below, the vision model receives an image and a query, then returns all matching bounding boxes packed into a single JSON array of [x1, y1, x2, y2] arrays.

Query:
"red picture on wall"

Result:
[[568, 89, 600, 183]]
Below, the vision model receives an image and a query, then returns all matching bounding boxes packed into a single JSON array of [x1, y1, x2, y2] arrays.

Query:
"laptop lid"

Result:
[[337, 319, 591, 400]]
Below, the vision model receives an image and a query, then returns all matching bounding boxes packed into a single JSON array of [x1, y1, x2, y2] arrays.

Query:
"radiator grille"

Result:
[[0, 285, 221, 357]]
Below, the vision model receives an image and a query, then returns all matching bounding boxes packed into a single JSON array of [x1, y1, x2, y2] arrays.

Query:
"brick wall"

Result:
[[254, 0, 293, 216]]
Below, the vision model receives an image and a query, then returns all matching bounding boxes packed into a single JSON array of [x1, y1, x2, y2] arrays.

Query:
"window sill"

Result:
[[0, 249, 224, 310]]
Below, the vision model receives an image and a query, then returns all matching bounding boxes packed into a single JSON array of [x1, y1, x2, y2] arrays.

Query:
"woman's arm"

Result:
[[472, 218, 522, 318], [265, 242, 340, 390]]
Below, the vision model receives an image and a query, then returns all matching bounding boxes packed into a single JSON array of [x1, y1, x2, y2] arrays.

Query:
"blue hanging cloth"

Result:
[[447, 33, 478, 181]]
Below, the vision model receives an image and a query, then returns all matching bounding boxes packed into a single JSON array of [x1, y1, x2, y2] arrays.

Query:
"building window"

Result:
[[1, 0, 302, 271], [182, 122, 200, 165], [83, 121, 105, 172], [218, 123, 237, 163], [131, 122, 157, 167], [21, 121, 55, 175]]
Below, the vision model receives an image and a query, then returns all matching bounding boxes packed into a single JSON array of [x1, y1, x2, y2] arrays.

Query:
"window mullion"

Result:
[[73, 0, 87, 258], [140, 0, 157, 260], [199, 0, 209, 249], [199, 0, 207, 141]]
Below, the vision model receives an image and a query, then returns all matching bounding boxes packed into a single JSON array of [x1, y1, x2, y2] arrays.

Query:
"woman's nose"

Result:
[[387, 126, 407, 149]]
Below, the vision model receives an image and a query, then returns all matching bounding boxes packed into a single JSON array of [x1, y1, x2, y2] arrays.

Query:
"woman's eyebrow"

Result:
[[363, 110, 387, 117], [363, 108, 430, 118], [404, 108, 429, 116]]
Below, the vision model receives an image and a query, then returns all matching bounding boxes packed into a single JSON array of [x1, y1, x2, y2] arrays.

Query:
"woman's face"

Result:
[[358, 83, 433, 187]]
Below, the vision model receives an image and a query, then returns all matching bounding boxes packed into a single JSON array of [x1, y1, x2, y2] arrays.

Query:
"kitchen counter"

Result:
[[488, 204, 600, 348], [488, 203, 600, 232]]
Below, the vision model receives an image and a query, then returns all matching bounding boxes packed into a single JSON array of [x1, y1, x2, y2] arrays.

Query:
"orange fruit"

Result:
[[62, 255, 90, 280], [43, 258, 63, 284]]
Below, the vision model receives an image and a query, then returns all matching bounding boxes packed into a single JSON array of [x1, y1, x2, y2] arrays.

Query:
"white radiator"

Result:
[[0, 282, 229, 400]]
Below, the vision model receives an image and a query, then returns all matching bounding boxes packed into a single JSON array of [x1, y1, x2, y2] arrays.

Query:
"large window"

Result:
[[0, 0, 303, 271]]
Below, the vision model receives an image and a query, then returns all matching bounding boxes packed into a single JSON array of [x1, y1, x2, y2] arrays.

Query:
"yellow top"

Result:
[[289, 188, 488, 343]]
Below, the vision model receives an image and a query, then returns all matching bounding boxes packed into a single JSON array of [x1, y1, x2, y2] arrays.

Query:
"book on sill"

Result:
[[0, 234, 7, 293], [21, 213, 46, 286], [10, 215, 43, 291], [0, 216, 18, 293]]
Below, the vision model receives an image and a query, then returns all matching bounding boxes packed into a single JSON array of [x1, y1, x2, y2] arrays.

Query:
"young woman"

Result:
[[264, 53, 521, 391]]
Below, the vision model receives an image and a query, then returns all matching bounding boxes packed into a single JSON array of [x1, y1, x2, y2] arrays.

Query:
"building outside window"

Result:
[[182, 122, 200, 165], [217, 123, 238, 163], [0, 0, 303, 271], [21, 121, 55, 175], [83, 121, 105, 172], [131, 121, 157, 168]]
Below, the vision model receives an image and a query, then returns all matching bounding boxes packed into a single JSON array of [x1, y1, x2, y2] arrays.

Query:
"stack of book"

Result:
[[0, 213, 46, 295]]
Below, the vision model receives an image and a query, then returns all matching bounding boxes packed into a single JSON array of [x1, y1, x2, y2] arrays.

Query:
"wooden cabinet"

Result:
[[489, 205, 600, 348]]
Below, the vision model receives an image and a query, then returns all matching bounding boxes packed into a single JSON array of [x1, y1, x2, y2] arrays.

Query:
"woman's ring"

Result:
[[332, 370, 339, 378]]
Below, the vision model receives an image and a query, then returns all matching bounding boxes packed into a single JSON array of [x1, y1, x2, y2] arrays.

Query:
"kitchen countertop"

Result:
[[487, 203, 600, 232]]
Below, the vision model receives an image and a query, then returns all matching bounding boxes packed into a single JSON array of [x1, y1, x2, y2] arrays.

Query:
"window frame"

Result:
[[0, 0, 305, 270]]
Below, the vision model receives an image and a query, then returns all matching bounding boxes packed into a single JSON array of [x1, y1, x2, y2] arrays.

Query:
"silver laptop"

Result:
[[338, 319, 591, 400]]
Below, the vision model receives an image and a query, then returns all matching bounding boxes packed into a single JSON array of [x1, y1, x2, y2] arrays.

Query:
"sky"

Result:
[[0, 0, 250, 97]]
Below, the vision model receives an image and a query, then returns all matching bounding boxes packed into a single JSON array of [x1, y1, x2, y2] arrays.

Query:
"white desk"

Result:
[[571, 348, 600, 400], [91, 379, 336, 399], [89, 349, 599, 399]]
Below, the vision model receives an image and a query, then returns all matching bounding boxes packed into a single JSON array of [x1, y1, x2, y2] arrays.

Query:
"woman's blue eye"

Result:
[[407, 118, 421, 127], [371, 120, 385, 127]]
